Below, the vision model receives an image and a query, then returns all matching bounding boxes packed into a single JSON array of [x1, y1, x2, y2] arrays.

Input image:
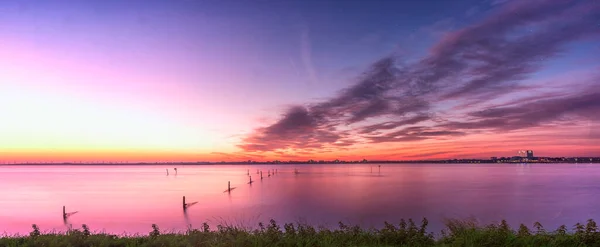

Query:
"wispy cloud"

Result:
[[289, 57, 301, 77], [358, 115, 431, 135], [211, 152, 265, 160], [489, 0, 512, 6], [238, 106, 351, 152], [465, 6, 480, 17], [301, 26, 319, 86], [239, 0, 600, 155], [450, 88, 600, 130], [417, 18, 456, 38]]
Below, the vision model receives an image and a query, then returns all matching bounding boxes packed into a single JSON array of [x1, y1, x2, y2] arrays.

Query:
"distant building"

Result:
[[527, 150, 534, 159]]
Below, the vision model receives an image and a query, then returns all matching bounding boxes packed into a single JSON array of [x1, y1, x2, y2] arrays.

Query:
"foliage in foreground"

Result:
[[1, 218, 600, 247]]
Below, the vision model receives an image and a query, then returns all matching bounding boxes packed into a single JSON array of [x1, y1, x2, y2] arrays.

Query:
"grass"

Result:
[[1, 218, 600, 246]]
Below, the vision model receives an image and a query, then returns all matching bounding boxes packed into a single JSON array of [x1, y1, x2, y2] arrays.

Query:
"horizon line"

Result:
[[2, 156, 600, 166]]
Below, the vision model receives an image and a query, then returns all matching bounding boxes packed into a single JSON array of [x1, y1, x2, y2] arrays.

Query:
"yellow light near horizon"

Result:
[[0, 85, 222, 153]]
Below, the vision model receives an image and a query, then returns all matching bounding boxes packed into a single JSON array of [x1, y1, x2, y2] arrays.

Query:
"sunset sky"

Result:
[[1, 0, 599, 163]]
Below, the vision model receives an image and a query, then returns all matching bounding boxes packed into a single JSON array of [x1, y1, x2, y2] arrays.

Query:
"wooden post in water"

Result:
[[247, 169, 249, 175], [228, 181, 231, 192], [183, 196, 197, 209], [166, 169, 169, 175], [378, 165, 381, 173], [174, 168, 178, 175], [260, 171, 263, 180], [62, 206, 78, 220], [257, 169, 259, 174], [248, 176, 253, 184], [268, 170, 271, 177]]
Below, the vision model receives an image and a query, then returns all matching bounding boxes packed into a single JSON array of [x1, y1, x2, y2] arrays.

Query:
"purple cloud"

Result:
[[239, 0, 600, 153], [365, 125, 466, 144], [359, 115, 431, 135], [448, 87, 600, 132], [238, 106, 353, 152], [431, 82, 600, 137]]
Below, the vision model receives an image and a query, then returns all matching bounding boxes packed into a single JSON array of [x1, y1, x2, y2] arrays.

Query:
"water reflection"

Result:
[[183, 207, 191, 227], [0, 164, 599, 235]]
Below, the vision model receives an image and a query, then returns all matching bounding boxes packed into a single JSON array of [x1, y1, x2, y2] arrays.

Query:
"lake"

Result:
[[1, 163, 598, 236]]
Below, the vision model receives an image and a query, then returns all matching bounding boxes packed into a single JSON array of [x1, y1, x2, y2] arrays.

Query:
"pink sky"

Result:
[[1, 0, 599, 162]]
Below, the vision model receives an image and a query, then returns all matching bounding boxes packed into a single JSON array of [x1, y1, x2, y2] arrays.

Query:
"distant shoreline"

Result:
[[2, 159, 600, 166]]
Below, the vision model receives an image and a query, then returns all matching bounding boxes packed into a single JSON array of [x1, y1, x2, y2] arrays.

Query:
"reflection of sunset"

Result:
[[2, 164, 599, 235], [1, 0, 599, 163]]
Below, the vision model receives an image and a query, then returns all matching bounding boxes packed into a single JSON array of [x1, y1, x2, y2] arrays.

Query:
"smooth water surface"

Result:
[[1, 163, 599, 235]]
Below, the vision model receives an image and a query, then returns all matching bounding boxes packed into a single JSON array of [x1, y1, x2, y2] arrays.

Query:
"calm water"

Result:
[[1, 163, 599, 235]]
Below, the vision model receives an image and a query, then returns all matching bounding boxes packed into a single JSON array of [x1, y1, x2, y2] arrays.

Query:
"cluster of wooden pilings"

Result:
[[183, 167, 285, 211], [61, 164, 386, 221], [63, 164, 395, 222]]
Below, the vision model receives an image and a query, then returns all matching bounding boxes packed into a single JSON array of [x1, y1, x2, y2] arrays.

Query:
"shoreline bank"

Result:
[[2, 218, 599, 246]]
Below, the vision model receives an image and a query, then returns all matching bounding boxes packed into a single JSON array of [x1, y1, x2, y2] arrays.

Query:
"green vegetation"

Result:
[[2, 218, 600, 247]]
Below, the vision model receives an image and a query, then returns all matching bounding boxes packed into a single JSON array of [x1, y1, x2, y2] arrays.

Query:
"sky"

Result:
[[0, 0, 599, 163]]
